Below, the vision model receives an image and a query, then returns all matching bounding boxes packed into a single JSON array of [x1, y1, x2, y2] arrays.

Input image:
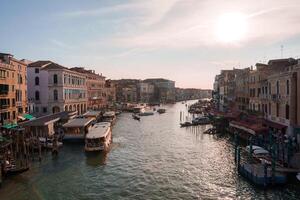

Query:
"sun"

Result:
[[215, 12, 247, 43]]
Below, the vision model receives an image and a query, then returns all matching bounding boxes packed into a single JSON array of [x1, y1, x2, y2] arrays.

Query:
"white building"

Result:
[[27, 61, 87, 116]]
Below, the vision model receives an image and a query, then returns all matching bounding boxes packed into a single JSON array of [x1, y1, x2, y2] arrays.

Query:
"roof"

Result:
[[103, 111, 115, 117], [28, 60, 68, 70], [83, 111, 101, 117], [230, 120, 268, 135], [63, 118, 94, 128], [264, 120, 287, 130], [27, 60, 52, 68], [86, 123, 110, 139], [21, 111, 76, 127], [2, 123, 18, 129]]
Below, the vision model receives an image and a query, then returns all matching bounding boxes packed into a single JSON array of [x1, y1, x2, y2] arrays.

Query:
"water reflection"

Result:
[[85, 151, 108, 167], [1, 101, 300, 200]]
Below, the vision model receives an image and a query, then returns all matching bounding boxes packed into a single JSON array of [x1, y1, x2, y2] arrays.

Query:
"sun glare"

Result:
[[215, 12, 247, 43]]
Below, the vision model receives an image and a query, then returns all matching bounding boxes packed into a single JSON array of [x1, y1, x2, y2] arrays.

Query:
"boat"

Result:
[[245, 145, 265, 153], [253, 149, 269, 157], [192, 117, 210, 125], [132, 114, 140, 121], [133, 106, 146, 113], [102, 111, 116, 125], [138, 111, 154, 116], [85, 122, 112, 152], [39, 137, 63, 149], [157, 108, 166, 114], [296, 173, 300, 181], [180, 121, 192, 127]]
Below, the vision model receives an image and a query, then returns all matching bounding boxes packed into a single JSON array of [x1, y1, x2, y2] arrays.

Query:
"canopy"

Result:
[[2, 123, 18, 129], [23, 114, 35, 120], [63, 118, 94, 128]]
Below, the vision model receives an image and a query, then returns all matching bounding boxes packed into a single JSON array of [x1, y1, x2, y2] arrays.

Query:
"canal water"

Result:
[[1, 101, 300, 200]]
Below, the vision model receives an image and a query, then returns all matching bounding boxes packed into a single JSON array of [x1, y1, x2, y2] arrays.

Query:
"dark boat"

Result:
[[157, 108, 166, 114], [132, 114, 140, 121], [180, 121, 192, 127]]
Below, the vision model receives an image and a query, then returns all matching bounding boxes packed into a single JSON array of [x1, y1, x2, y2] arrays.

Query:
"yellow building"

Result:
[[0, 53, 27, 125]]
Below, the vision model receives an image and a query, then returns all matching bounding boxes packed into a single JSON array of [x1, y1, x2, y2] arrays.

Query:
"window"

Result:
[[276, 103, 279, 117], [53, 74, 58, 84], [54, 89, 58, 100], [0, 84, 9, 95], [35, 91, 40, 101], [286, 80, 289, 95], [269, 102, 271, 115], [286, 104, 289, 120], [35, 77, 39, 85], [13, 111, 16, 119], [18, 74, 23, 84], [43, 107, 47, 113], [276, 81, 279, 95], [35, 68, 39, 73]]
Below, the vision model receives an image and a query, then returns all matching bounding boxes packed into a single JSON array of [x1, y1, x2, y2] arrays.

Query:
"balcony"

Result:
[[0, 104, 9, 109]]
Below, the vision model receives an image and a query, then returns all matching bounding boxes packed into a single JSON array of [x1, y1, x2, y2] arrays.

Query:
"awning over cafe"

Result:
[[263, 120, 287, 130]]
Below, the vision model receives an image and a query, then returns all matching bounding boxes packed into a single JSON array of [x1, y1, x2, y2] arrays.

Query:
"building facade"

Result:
[[28, 61, 87, 116], [0, 53, 27, 125], [70, 67, 106, 110]]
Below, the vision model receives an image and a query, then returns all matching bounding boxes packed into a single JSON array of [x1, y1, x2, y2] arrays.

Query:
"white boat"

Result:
[[85, 122, 112, 152], [253, 149, 269, 156], [245, 145, 265, 153], [102, 111, 116, 125], [133, 106, 146, 113], [296, 173, 300, 181]]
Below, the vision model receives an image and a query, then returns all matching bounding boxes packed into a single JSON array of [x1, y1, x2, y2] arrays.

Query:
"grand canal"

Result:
[[1, 101, 300, 200]]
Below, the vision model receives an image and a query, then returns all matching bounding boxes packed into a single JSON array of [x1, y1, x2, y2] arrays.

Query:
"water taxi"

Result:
[[102, 111, 116, 125], [85, 122, 112, 152], [133, 105, 146, 113]]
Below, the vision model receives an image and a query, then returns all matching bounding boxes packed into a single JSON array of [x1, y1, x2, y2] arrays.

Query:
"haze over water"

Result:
[[0, 101, 300, 200]]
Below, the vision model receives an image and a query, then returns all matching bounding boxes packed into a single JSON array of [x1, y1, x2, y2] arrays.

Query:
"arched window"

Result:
[[286, 80, 289, 95], [35, 91, 40, 101], [54, 89, 58, 100], [53, 74, 58, 84], [35, 77, 39, 85]]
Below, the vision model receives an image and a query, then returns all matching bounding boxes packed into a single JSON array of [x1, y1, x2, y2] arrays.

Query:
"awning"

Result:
[[23, 114, 35, 120], [2, 123, 18, 129], [264, 120, 286, 130]]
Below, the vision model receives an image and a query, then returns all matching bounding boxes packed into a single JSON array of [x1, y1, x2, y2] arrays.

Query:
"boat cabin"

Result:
[[85, 122, 112, 152], [63, 118, 94, 140]]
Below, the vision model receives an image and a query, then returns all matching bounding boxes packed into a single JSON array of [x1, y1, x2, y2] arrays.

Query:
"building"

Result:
[[113, 79, 140, 103], [138, 82, 155, 103], [70, 67, 106, 110], [217, 70, 237, 112], [0, 53, 28, 125], [234, 68, 250, 112], [104, 80, 116, 108], [27, 61, 87, 116], [175, 88, 212, 101], [143, 78, 176, 103]]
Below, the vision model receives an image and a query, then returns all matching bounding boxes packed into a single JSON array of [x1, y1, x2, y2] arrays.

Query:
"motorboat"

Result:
[[102, 111, 116, 125], [192, 117, 210, 125], [85, 122, 112, 152], [253, 149, 269, 157], [245, 145, 265, 153], [138, 111, 154, 116], [157, 108, 166, 114], [132, 114, 140, 121], [296, 173, 300, 181], [180, 121, 192, 127]]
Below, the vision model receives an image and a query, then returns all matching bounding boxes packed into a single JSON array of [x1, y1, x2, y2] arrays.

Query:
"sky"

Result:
[[1, 0, 300, 89]]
